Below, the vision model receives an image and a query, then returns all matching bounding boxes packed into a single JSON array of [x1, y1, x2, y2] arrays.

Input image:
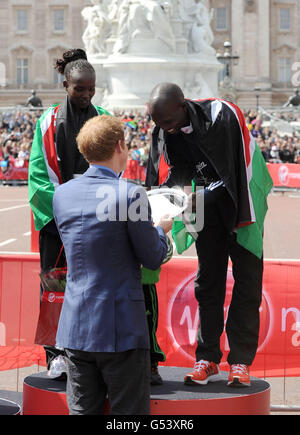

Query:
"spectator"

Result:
[[269, 145, 281, 163], [1, 104, 300, 183]]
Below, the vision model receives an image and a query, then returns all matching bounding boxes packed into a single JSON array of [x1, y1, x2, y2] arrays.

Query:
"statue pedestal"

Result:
[[92, 53, 222, 109]]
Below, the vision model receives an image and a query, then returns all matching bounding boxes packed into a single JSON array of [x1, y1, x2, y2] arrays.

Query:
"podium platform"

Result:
[[0, 398, 21, 415], [23, 367, 270, 415]]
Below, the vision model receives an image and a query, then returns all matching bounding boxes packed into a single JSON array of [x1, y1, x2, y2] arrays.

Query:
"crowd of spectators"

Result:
[[1, 105, 300, 182], [245, 109, 300, 164], [114, 109, 152, 169], [0, 109, 41, 163]]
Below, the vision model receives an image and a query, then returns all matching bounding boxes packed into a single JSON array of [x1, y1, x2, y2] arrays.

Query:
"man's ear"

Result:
[[116, 139, 126, 153], [63, 80, 68, 90]]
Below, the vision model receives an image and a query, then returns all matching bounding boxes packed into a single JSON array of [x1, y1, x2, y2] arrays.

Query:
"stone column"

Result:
[[257, 0, 271, 90], [231, 0, 272, 108], [231, 0, 244, 87]]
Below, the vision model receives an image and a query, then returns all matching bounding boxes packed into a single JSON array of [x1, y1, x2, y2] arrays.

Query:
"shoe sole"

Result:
[[184, 373, 221, 386], [151, 380, 163, 386], [227, 377, 250, 388]]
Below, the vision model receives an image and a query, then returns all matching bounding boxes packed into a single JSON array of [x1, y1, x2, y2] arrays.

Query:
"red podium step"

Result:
[[0, 398, 21, 415], [23, 366, 270, 415]]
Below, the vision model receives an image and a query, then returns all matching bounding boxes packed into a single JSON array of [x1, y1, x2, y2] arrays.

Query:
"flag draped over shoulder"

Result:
[[224, 100, 273, 258], [236, 141, 273, 258], [147, 99, 273, 259], [28, 104, 109, 231], [233, 118, 273, 258]]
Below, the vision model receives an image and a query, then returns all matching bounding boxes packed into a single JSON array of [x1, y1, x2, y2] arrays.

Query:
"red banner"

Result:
[[0, 254, 300, 376], [2, 160, 300, 188], [0, 254, 46, 370], [1, 159, 146, 183], [267, 163, 300, 188], [0, 158, 29, 181], [156, 258, 300, 377], [122, 159, 146, 182]]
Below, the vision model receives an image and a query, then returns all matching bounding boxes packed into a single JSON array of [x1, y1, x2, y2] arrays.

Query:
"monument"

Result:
[[81, 0, 222, 109]]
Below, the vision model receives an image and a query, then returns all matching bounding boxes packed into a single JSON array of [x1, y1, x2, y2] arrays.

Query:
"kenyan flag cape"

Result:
[[149, 99, 273, 259], [230, 102, 273, 258], [28, 104, 109, 231]]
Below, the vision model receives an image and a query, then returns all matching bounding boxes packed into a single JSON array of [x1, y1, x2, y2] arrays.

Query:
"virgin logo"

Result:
[[168, 267, 272, 361], [48, 292, 56, 303], [278, 165, 289, 185]]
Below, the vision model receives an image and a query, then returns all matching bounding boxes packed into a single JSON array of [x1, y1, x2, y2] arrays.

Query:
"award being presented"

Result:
[[147, 188, 188, 224]]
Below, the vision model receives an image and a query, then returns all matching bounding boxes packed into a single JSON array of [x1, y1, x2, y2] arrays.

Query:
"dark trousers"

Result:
[[64, 348, 150, 415], [143, 284, 165, 364], [39, 224, 66, 369], [194, 186, 263, 366]]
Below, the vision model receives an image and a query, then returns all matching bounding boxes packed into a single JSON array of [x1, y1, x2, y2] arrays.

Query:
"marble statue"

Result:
[[178, 0, 215, 55], [113, 0, 176, 54], [82, 0, 221, 108], [81, 0, 112, 56]]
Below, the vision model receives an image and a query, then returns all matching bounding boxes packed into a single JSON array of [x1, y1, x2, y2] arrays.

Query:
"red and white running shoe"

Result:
[[184, 359, 221, 385], [227, 364, 251, 387]]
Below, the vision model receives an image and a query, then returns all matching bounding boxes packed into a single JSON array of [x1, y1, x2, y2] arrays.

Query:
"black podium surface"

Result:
[[23, 367, 271, 415], [0, 398, 21, 415]]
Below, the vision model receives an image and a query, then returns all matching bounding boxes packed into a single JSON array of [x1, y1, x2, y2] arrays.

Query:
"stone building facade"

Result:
[[209, 0, 300, 108], [0, 0, 90, 107], [0, 0, 299, 109]]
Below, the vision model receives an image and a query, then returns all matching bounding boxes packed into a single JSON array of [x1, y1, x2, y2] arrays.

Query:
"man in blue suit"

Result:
[[53, 115, 173, 415]]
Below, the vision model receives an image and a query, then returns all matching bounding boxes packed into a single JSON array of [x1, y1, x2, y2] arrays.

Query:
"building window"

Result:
[[279, 8, 291, 31], [53, 60, 64, 85], [53, 9, 64, 32], [17, 58, 29, 85], [215, 7, 227, 31], [279, 57, 292, 84], [17, 9, 28, 32]]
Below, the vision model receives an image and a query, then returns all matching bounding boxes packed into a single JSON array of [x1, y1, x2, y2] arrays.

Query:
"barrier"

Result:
[[0, 253, 300, 377], [0, 158, 146, 184], [267, 163, 300, 188], [0, 158, 29, 182], [122, 158, 146, 183], [155, 258, 300, 377], [2, 160, 300, 187], [0, 253, 45, 369]]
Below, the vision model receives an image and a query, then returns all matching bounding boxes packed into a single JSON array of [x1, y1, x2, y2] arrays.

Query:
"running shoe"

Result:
[[184, 359, 221, 385], [227, 364, 251, 387]]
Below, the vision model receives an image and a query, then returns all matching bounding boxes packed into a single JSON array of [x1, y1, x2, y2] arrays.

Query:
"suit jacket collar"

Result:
[[84, 165, 119, 179]]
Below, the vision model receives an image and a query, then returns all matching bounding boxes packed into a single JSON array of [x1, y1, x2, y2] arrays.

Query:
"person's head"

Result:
[[55, 48, 96, 110], [149, 83, 189, 134], [77, 115, 128, 173]]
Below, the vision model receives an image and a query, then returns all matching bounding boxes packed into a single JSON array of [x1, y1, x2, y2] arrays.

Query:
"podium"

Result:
[[0, 398, 21, 415], [23, 366, 270, 415]]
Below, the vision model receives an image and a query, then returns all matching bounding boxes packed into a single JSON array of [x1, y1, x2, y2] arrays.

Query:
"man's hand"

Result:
[[156, 214, 173, 234]]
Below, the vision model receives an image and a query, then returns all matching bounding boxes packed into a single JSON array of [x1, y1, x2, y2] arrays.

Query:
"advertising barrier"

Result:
[[1, 160, 300, 188], [156, 258, 300, 377], [0, 254, 300, 377], [0, 158, 29, 182], [267, 163, 300, 188]]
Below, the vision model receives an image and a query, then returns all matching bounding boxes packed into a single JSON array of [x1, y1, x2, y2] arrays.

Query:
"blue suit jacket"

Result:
[[53, 165, 167, 352]]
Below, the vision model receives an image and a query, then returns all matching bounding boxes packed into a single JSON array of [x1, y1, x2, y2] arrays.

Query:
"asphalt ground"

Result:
[[0, 185, 300, 414]]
